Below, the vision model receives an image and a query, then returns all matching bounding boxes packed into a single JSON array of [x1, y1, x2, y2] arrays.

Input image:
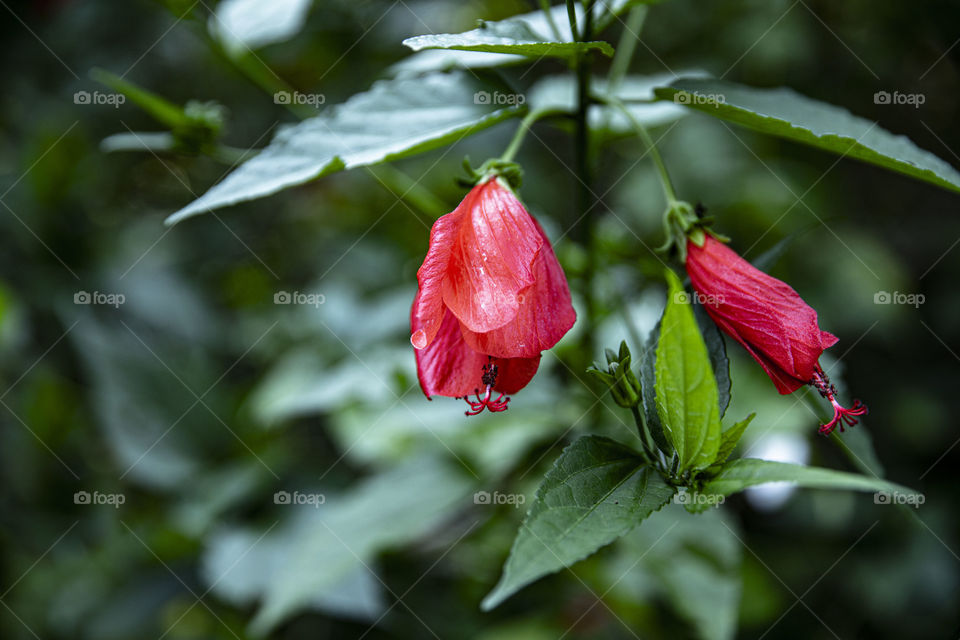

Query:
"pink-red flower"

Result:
[[685, 234, 866, 434], [411, 177, 576, 415]]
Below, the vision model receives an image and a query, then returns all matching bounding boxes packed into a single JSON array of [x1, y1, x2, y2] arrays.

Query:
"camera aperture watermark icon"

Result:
[[673, 488, 725, 507], [873, 90, 925, 108], [74, 291, 125, 308], [474, 490, 526, 508], [674, 290, 724, 307], [74, 490, 126, 508], [874, 491, 924, 509], [274, 490, 326, 508], [74, 90, 126, 108], [274, 291, 325, 307], [673, 92, 726, 108], [474, 90, 526, 106], [274, 91, 326, 107], [874, 290, 924, 308]]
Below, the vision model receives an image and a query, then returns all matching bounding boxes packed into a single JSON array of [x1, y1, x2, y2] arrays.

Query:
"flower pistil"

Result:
[[460, 361, 510, 416], [810, 365, 868, 435]]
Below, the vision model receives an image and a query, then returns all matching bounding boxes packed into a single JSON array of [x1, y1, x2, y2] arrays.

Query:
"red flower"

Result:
[[411, 177, 576, 415], [685, 235, 866, 434]]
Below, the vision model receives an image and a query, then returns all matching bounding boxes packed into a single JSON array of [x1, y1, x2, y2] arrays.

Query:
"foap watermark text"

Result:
[[274, 291, 325, 307], [474, 490, 526, 508]]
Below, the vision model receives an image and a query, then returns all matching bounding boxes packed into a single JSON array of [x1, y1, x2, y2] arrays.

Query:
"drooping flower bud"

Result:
[[685, 234, 866, 434], [411, 176, 576, 415]]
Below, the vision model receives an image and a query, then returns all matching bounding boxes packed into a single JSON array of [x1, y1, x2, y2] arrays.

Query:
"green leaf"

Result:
[[209, 0, 313, 56], [166, 72, 521, 224], [654, 78, 960, 194], [402, 14, 613, 60], [481, 435, 674, 610], [701, 458, 920, 501], [615, 506, 742, 640], [655, 271, 722, 472], [713, 413, 755, 465], [691, 298, 730, 418], [528, 73, 696, 132], [231, 456, 473, 635]]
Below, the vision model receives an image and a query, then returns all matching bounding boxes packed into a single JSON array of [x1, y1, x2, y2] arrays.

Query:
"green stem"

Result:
[[538, 0, 563, 40], [603, 95, 679, 206], [630, 406, 654, 463], [365, 164, 448, 218], [500, 108, 555, 163], [607, 6, 647, 93], [566, 0, 579, 41]]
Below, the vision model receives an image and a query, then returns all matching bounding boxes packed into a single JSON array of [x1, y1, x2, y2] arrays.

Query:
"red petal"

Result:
[[686, 236, 836, 389], [462, 219, 576, 358], [705, 307, 806, 394], [441, 179, 543, 334], [494, 355, 541, 394], [415, 307, 540, 398], [411, 203, 464, 350]]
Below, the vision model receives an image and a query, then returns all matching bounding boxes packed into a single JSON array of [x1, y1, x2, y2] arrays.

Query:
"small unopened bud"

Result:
[[587, 341, 642, 409]]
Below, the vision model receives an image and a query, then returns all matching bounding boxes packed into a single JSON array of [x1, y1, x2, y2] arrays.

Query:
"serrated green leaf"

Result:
[[655, 271, 722, 472], [389, 5, 572, 76], [654, 78, 960, 194], [166, 72, 521, 224], [713, 413, 755, 465], [701, 458, 920, 501], [481, 435, 674, 610], [402, 14, 613, 60], [691, 298, 730, 418]]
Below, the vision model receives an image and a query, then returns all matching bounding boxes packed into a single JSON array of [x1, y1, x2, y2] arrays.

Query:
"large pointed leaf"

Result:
[[655, 271, 722, 472], [481, 435, 674, 610], [654, 78, 960, 194], [239, 456, 472, 635], [166, 72, 522, 224], [402, 11, 613, 60], [701, 458, 920, 501]]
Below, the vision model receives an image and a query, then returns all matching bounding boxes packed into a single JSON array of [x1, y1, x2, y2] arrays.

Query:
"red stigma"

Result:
[[460, 363, 510, 416], [810, 365, 868, 435]]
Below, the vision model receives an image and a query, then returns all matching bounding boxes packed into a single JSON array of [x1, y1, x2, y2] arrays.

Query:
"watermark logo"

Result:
[[74, 490, 126, 508], [274, 291, 325, 307], [873, 290, 924, 308], [74, 90, 126, 108], [474, 290, 527, 307], [873, 90, 925, 108], [673, 488, 725, 507], [674, 290, 724, 307], [874, 491, 924, 508], [474, 490, 526, 508], [74, 291, 125, 308], [473, 90, 526, 106], [274, 490, 326, 507], [673, 92, 726, 108], [274, 91, 326, 107]]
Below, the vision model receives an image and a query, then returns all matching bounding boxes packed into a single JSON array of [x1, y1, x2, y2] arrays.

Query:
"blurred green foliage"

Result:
[[1, 0, 959, 638]]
